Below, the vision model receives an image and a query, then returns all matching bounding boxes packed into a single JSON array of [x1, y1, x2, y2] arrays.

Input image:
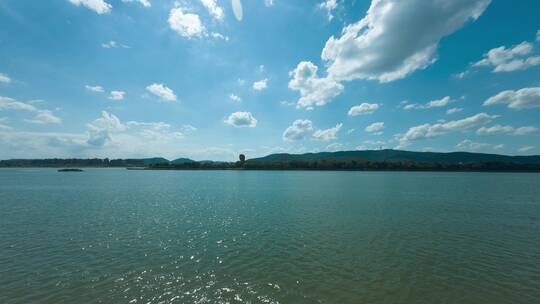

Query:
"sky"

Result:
[[0, 0, 539, 161]]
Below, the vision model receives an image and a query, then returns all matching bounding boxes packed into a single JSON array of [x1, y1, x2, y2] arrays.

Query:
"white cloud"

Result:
[[88, 111, 126, 132], [476, 125, 538, 136], [397, 113, 497, 148], [108, 91, 125, 101], [425, 96, 452, 108], [483, 87, 540, 110], [232, 0, 243, 21], [253, 79, 268, 91], [472, 40, 540, 72], [0, 96, 62, 124], [265, 0, 274, 7], [403, 96, 453, 110], [455, 139, 491, 151], [126, 121, 170, 131], [85, 85, 104, 93], [229, 93, 241, 102], [68, 0, 112, 14], [121, 0, 150, 7], [313, 123, 342, 141], [168, 6, 206, 38], [237, 79, 245, 86], [210, 32, 229, 41], [518, 146, 535, 153], [181, 124, 197, 133], [283, 119, 314, 142], [0, 96, 37, 112], [348, 103, 380, 116], [321, 0, 490, 83], [446, 107, 463, 114], [289, 61, 343, 109], [0, 114, 193, 159], [319, 0, 337, 21], [94, 115, 185, 147], [365, 122, 384, 133], [326, 142, 343, 151], [0, 73, 11, 84], [101, 40, 129, 49], [146, 83, 177, 102], [25, 110, 62, 125], [200, 0, 224, 20], [224, 112, 257, 128]]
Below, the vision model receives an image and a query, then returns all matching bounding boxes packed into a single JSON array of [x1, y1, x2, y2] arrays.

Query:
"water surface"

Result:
[[1, 169, 539, 303]]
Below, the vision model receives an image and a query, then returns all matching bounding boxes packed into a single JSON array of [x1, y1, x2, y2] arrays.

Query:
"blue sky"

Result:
[[1, 0, 539, 161]]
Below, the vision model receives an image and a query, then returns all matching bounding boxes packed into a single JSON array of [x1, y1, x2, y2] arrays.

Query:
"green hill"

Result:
[[248, 149, 540, 165]]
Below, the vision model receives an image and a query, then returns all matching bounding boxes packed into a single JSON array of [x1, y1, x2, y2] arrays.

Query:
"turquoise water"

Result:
[[1, 169, 539, 303]]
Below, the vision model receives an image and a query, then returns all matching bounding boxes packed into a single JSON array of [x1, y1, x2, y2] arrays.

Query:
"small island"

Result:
[[57, 168, 84, 172]]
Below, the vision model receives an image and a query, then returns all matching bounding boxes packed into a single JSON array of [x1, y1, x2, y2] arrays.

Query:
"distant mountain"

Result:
[[248, 149, 540, 165], [170, 158, 196, 165], [143, 157, 170, 165]]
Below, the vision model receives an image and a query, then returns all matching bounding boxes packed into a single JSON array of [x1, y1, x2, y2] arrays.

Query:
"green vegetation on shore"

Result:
[[2, 150, 540, 172]]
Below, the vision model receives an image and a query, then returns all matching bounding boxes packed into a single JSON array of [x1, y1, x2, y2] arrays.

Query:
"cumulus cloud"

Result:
[[253, 79, 268, 91], [283, 119, 314, 142], [403, 96, 453, 110], [85, 85, 104, 93], [283, 120, 343, 142], [25, 110, 62, 125], [0, 96, 62, 125], [86, 111, 126, 146], [0, 113, 190, 159], [319, 0, 337, 21], [313, 123, 342, 141], [289, 61, 343, 109], [348, 103, 380, 116], [483, 87, 540, 110], [68, 0, 112, 14], [121, 0, 150, 7], [146, 83, 177, 102], [88, 113, 185, 147], [455, 139, 491, 151], [224, 112, 257, 128], [0, 73, 11, 84], [169, 6, 206, 38], [365, 122, 384, 133], [476, 125, 538, 136], [397, 113, 497, 148], [0, 96, 36, 112], [229, 93, 241, 102], [200, 0, 224, 20], [446, 107, 463, 114], [321, 0, 490, 83], [88, 111, 126, 132], [472, 40, 540, 72], [108, 91, 125, 101]]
